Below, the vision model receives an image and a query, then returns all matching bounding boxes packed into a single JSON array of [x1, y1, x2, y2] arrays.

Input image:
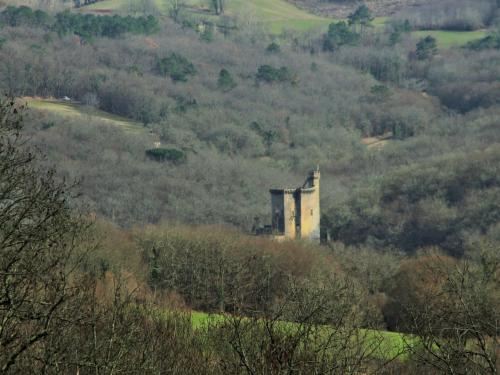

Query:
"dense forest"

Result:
[[0, 0, 499, 372]]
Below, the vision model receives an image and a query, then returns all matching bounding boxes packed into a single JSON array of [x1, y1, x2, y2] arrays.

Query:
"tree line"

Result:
[[0, 6, 159, 39]]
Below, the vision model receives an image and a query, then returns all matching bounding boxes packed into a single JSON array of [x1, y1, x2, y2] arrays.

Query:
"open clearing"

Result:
[[362, 132, 393, 149], [84, 0, 332, 33], [220, 0, 332, 33], [24, 97, 145, 134], [412, 29, 488, 48]]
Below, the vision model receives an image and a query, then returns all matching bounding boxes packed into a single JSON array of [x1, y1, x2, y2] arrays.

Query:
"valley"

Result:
[[0, 0, 498, 372]]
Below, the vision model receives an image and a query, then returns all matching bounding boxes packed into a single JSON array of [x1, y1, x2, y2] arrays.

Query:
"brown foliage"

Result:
[[384, 251, 457, 331], [137, 224, 342, 315]]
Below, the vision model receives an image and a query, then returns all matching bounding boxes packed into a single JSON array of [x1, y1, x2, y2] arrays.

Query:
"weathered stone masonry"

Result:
[[270, 168, 320, 242]]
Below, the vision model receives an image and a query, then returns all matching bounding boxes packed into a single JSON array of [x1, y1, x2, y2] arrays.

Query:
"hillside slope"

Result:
[[286, 0, 433, 18], [82, 0, 333, 32], [82, 0, 488, 43], [26, 98, 146, 134], [1, 6, 499, 233]]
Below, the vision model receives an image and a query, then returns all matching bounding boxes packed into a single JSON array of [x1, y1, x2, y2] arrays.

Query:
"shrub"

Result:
[[416, 36, 437, 60], [383, 254, 457, 331], [256, 65, 294, 84], [40, 121, 55, 130], [265, 42, 281, 53], [145, 147, 186, 163], [217, 68, 237, 91], [323, 21, 360, 52], [156, 53, 196, 82], [467, 34, 500, 51], [199, 24, 214, 42]]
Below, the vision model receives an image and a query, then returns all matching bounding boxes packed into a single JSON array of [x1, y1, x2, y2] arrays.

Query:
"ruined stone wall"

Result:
[[271, 190, 297, 239], [299, 170, 320, 242], [271, 192, 285, 234], [269, 169, 320, 242], [283, 192, 297, 239]]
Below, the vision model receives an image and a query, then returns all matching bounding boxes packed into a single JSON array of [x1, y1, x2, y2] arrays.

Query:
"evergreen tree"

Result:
[[416, 35, 437, 60], [217, 68, 237, 91], [348, 4, 373, 33], [323, 21, 360, 52], [266, 42, 281, 53], [156, 53, 196, 82], [256, 65, 294, 84]]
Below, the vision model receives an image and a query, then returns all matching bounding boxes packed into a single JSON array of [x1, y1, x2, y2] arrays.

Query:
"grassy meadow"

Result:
[[190, 311, 410, 360], [412, 29, 489, 48], [25, 98, 146, 134]]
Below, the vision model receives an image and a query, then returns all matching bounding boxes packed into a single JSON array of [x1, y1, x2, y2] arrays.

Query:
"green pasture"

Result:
[[25, 98, 145, 134], [182, 0, 379, 34], [225, 0, 332, 33], [268, 18, 331, 33], [83, 0, 332, 33], [83, 0, 122, 10], [190, 311, 410, 360], [412, 29, 489, 48], [227, 0, 325, 20], [372, 16, 389, 27]]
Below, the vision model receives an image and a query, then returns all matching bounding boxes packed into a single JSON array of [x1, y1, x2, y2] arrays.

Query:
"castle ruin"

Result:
[[269, 168, 320, 242]]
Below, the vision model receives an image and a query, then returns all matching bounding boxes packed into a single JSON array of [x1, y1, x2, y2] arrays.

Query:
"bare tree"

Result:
[[404, 248, 499, 374], [0, 97, 91, 373], [207, 275, 394, 374]]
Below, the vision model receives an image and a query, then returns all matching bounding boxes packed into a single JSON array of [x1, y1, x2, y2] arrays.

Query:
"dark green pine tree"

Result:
[[416, 35, 438, 60], [348, 4, 374, 33], [217, 68, 237, 91]]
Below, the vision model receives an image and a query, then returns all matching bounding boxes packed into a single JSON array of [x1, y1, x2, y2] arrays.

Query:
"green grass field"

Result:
[[82, 0, 120, 10], [25, 98, 145, 134], [412, 29, 489, 48], [84, 0, 332, 33], [181, 0, 384, 34], [190, 311, 410, 360], [225, 0, 331, 33]]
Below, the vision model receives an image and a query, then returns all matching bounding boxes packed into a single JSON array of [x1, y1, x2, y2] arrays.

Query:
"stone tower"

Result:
[[270, 168, 320, 242]]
